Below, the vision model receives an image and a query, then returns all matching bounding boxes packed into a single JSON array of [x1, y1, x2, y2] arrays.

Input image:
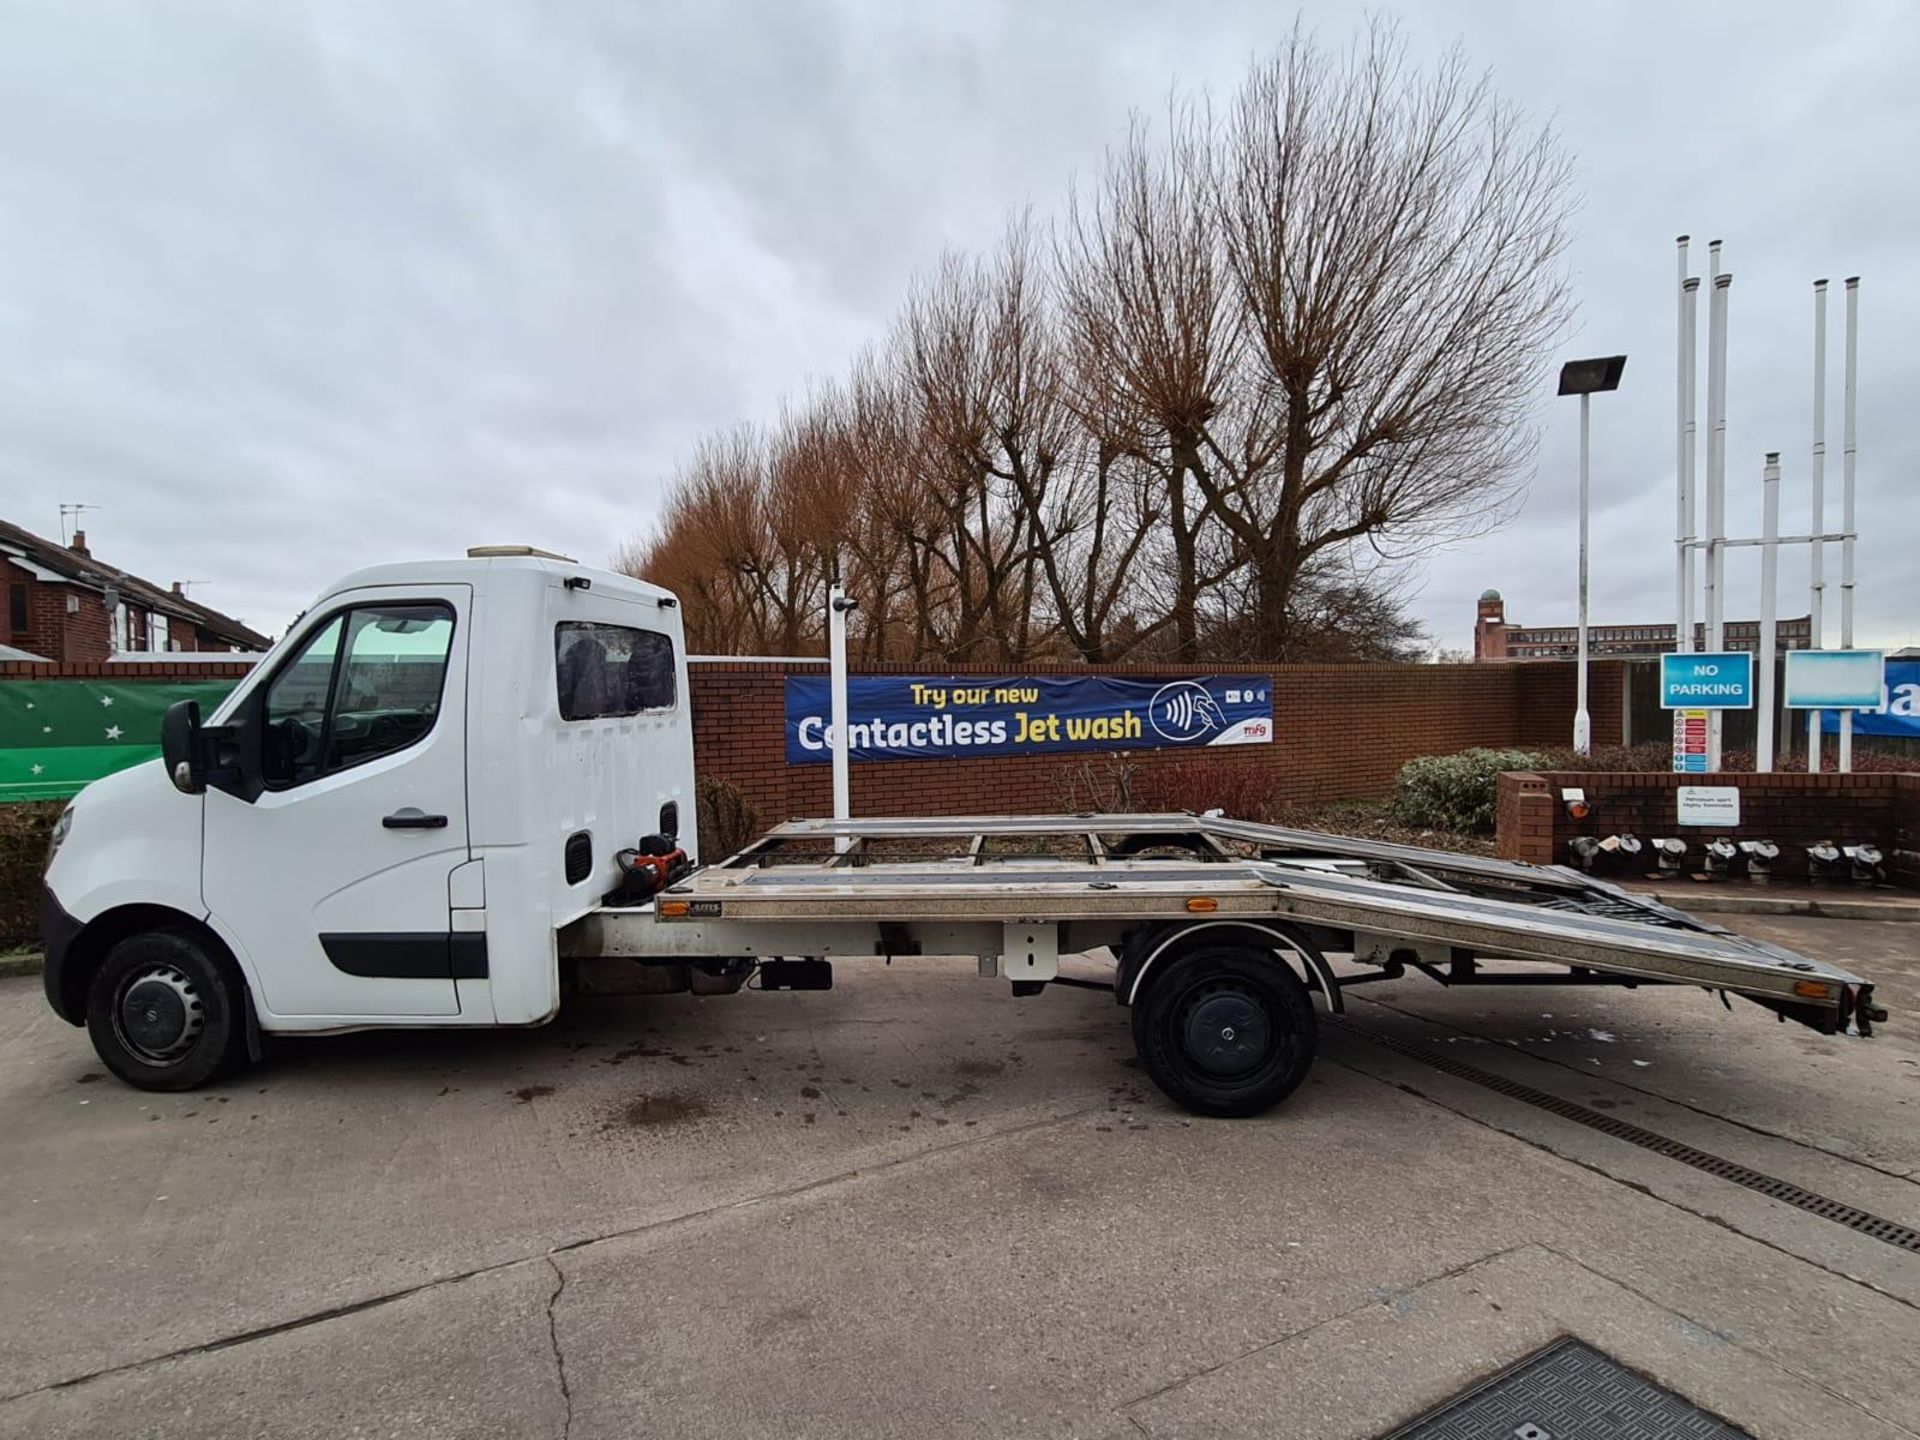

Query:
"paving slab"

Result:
[[1320, 1018, 1920, 1303], [1327, 912, 1920, 1178], [0, 1260, 565, 1440], [1127, 1245, 1914, 1440]]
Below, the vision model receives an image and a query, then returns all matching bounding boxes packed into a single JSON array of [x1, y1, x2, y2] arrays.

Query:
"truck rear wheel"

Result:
[[1132, 945, 1316, 1117], [85, 930, 250, 1091]]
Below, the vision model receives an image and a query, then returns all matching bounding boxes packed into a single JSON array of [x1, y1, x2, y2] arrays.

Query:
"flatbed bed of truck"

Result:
[[568, 812, 1883, 1114]]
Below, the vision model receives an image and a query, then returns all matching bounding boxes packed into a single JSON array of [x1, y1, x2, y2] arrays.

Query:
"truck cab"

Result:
[[41, 549, 695, 1089]]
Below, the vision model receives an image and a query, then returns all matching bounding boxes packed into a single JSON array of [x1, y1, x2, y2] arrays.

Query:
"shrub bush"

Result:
[[1528, 741, 1920, 775], [1051, 755, 1138, 814], [695, 776, 762, 862], [1129, 756, 1278, 822], [1391, 748, 1550, 835], [0, 801, 63, 950], [1527, 741, 1673, 773]]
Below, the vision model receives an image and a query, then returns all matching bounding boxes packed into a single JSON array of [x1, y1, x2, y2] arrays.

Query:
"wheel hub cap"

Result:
[[117, 966, 204, 1061], [1185, 992, 1269, 1076]]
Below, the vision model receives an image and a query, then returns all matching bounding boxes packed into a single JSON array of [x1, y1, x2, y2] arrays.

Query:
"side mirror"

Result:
[[161, 700, 205, 794]]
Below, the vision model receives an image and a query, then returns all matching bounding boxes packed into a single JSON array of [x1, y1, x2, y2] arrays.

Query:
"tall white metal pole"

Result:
[[1839, 276, 1860, 772], [1807, 280, 1828, 772], [827, 583, 852, 851], [1681, 272, 1697, 652], [1706, 253, 1730, 769], [1712, 245, 1728, 664], [1681, 278, 1697, 652], [1757, 452, 1780, 772], [1575, 390, 1592, 756], [1675, 237, 1692, 654]]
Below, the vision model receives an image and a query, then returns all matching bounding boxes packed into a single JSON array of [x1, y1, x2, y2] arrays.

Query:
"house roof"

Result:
[[0, 517, 271, 650]]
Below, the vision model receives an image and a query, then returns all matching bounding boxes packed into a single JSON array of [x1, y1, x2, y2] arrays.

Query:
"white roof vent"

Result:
[[466, 545, 577, 562]]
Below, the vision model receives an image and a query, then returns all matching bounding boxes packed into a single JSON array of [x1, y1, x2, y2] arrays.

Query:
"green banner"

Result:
[[0, 680, 241, 802]]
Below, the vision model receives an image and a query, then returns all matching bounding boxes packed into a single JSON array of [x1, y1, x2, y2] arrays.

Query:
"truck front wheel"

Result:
[[85, 930, 250, 1091], [1132, 946, 1316, 1117]]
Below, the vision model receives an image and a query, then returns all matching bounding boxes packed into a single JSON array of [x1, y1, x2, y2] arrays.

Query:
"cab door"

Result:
[[203, 586, 472, 1019]]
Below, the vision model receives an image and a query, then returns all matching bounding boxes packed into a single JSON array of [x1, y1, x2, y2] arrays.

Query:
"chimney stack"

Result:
[[70, 529, 89, 556], [171, 581, 184, 596]]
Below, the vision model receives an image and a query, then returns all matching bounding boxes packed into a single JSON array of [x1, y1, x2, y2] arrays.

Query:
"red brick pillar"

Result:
[[1496, 771, 1556, 864]]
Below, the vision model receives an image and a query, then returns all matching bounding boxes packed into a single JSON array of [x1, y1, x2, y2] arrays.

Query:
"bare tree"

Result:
[[1204, 553, 1431, 663], [620, 428, 778, 653], [899, 222, 1080, 661], [1210, 20, 1574, 654], [1058, 104, 1246, 659]]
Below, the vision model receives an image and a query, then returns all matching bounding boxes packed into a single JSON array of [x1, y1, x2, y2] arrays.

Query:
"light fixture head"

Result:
[[1557, 355, 1628, 396]]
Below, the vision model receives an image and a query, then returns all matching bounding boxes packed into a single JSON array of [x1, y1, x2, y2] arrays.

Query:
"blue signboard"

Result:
[[1658, 651, 1753, 710], [784, 675, 1273, 764], [1818, 659, 1920, 736], [1784, 649, 1886, 710]]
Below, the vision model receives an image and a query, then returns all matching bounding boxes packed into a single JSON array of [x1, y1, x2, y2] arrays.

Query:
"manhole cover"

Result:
[[1382, 1337, 1752, 1439]]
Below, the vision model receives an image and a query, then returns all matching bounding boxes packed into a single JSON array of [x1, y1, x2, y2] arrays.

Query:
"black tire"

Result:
[[85, 929, 250, 1091], [1132, 945, 1316, 1117]]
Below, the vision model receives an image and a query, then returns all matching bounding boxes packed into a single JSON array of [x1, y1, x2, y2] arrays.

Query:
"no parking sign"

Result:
[[1658, 652, 1753, 710]]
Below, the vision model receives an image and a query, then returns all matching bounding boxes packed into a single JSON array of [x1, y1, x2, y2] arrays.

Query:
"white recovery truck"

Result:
[[40, 551, 1887, 1115]]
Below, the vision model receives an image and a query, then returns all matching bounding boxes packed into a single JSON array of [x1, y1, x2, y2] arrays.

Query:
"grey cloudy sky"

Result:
[[3, 0, 1915, 652]]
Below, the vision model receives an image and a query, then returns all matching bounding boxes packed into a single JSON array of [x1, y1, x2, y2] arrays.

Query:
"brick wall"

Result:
[[1512, 662, 1626, 747], [1496, 768, 1920, 884], [691, 658, 1631, 826], [1, 559, 128, 664], [0, 658, 258, 681], [5, 557, 67, 660], [3, 654, 1645, 834]]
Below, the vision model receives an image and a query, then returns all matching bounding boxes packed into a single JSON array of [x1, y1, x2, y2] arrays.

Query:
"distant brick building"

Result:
[[1472, 589, 1812, 662], [2, 519, 270, 663]]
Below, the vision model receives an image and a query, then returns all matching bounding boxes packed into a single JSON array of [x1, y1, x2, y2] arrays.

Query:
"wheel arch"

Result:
[[1119, 919, 1342, 1014], [53, 904, 248, 1026]]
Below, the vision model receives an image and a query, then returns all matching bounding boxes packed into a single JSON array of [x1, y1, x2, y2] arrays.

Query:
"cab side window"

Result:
[[556, 622, 676, 720], [261, 603, 456, 788], [263, 615, 343, 787]]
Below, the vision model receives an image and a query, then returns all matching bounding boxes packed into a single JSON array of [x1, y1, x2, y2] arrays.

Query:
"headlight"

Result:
[[45, 806, 74, 871]]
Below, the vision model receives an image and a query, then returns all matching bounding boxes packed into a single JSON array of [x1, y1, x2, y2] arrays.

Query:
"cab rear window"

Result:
[[555, 622, 676, 720]]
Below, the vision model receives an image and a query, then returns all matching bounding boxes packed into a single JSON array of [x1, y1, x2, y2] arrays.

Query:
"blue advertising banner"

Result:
[[1819, 659, 1920, 736], [784, 675, 1273, 764]]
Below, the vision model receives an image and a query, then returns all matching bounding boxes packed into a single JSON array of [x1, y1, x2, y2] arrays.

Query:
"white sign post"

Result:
[[827, 584, 855, 853]]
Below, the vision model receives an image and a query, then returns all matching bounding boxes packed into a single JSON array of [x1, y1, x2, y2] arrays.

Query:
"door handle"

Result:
[[383, 809, 448, 830]]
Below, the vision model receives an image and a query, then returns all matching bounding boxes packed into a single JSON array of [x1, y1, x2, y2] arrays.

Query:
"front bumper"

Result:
[[41, 884, 86, 1025]]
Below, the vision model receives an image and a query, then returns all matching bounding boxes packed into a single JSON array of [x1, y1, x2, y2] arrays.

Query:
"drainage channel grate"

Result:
[[1335, 1018, 1920, 1256], [1381, 1336, 1753, 1439]]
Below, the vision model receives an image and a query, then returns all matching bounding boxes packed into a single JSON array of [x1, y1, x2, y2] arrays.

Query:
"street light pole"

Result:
[[1576, 390, 1592, 755], [1557, 354, 1627, 758]]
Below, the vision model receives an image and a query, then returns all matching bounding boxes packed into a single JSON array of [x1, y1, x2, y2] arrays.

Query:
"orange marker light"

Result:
[[1186, 897, 1218, 913], [659, 900, 690, 918], [1792, 980, 1832, 999]]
